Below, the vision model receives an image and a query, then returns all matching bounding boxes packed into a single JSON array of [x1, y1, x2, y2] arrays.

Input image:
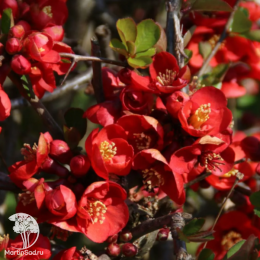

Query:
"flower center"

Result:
[[88, 201, 107, 224], [132, 132, 152, 151], [200, 151, 225, 172], [221, 231, 243, 251], [42, 6, 53, 18], [142, 168, 164, 192], [99, 141, 117, 161], [208, 34, 225, 49], [157, 69, 177, 86], [188, 103, 211, 129], [222, 168, 238, 178], [18, 191, 35, 206], [21, 143, 37, 162]]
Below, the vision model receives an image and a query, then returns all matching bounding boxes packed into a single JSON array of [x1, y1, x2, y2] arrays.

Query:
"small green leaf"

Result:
[[21, 75, 31, 98], [1, 8, 13, 34], [254, 209, 260, 218], [183, 218, 205, 236], [241, 30, 260, 42], [199, 42, 212, 59], [223, 240, 245, 259], [127, 56, 153, 69], [135, 48, 156, 58], [135, 19, 160, 53], [250, 191, 260, 209], [117, 18, 137, 45], [198, 248, 215, 260], [230, 7, 252, 33], [109, 38, 128, 56], [61, 59, 72, 63], [191, 0, 233, 12], [184, 49, 193, 65], [183, 25, 196, 48], [213, 82, 222, 89], [126, 41, 136, 56]]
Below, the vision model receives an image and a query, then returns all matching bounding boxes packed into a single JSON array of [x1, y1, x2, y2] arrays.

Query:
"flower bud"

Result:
[[156, 228, 169, 241], [120, 231, 132, 242], [50, 140, 73, 164], [6, 38, 22, 54], [11, 55, 31, 75], [9, 25, 25, 39], [106, 234, 118, 244], [70, 155, 90, 177], [16, 21, 31, 33], [106, 243, 121, 257], [122, 243, 138, 257]]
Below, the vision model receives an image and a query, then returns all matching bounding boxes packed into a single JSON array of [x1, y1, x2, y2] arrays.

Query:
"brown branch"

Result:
[[184, 172, 212, 189], [9, 72, 64, 140], [95, 25, 115, 60], [91, 38, 105, 104], [197, 0, 242, 77]]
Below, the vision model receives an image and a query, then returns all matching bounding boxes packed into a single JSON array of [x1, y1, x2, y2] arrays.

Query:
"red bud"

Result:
[[107, 234, 118, 244], [11, 55, 31, 75], [50, 140, 73, 164], [9, 25, 25, 39], [16, 21, 31, 33], [107, 243, 121, 257], [156, 228, 169, 241], [122, 243, 138, 257], [120, 231, 133, 242], [70, 155, 90, 177], [6, 38, 22, 54]]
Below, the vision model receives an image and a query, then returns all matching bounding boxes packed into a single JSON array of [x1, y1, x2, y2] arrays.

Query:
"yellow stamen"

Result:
[[42, 6, 53, 18], [221, 231, 243, 251], [99, 141, 117, 161], [87, 201, 107, 225], [157, 69, 177, 86], [188, 103, 211, 129]]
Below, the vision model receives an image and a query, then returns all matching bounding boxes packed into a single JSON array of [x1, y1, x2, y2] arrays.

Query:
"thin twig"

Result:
[[9, 72, 64, 140], [234, 158, 246, 164], [197, 0, 242, 77], [184, 172, 212, 189], [11, 70, 93, 109], [203, 174, 243, 249], [91, 38, 105, 104], [59, 52, 126, 85]]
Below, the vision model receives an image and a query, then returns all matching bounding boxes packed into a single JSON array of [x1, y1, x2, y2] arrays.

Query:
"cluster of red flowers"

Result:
[[0, 0, 260, 259]]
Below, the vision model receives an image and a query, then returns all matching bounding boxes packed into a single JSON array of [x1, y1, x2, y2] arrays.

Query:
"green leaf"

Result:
[[20, 75, 31, 98], [183, 25, 196, 48], [64, 108, 87, 138], [199, 42, 212, 59], [135, 48, 156, 58], [184, 49, 193, 65], [223, 240, 245, 259], [61, 59, 72, 64], [230, 7, 252, 33], [191, 0, 233, 12], [126, 41, 136, 56], [117, 18, 137, 45], [198, 248, 215, 260], [241, 30, 260, 42], [254, 209, 260, 218], [135, 19, 160, 53], [183, 218, 205, 236], [1, 8, 13, 34], [109, 38, 128, 56], [127, 56, 153, 69], [250, 191, 260, 209]]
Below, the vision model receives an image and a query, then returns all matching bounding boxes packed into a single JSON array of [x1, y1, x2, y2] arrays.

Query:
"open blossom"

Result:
[[178, 86, 233, 137], [53, 246, 85, 260], [77, 181, 129, 243], [85, 124, 134, 179], [131, 52, 191, 94], [132, 149, 185, 205]]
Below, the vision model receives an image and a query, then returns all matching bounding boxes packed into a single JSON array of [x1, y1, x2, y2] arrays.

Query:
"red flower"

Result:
[[178, 86, 232, 137], [206, 161, 254, 190], [198, 211, 260, 260], [4, 234, 51, 260], [116, 114, 164, 154], [170, 135, 234, 183], [11, 55, 31, 75], [131, 52, 190, 94], [76, 181, 129, 243], [132, 149, 185, 205], [0, 89, 11, 121], [85, 124, 134, 179]]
